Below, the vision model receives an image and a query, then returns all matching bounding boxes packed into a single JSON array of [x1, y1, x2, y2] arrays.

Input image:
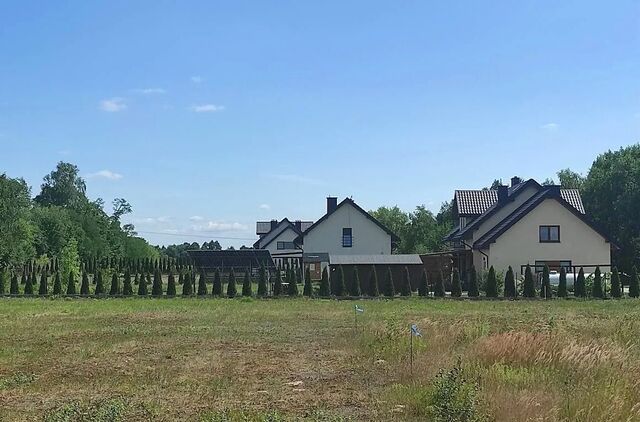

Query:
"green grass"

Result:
[[1, 298, 640, 421]]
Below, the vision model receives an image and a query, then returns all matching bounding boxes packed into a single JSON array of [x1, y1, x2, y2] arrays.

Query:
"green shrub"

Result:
[[227, 269, 237, 298], [427, 360, 484, 422], [433, 271, 445, 298], [610, 267, 621, 298], [39, 271, 49, 295], [287, 268, 298, 296], [400, 266, 412, 297], [383, 266, 395, 297], [166, 270, 176, 296], [21, 272, 27, 285], [273, 269, 283, 297], [138, 273, 148, 296], [257, 264, 268, 297], [122, 270, 133, 296], [418, 269, 428, 297], [24, 272, 34, 295], [523, 265, 536, 298], [197, 271, 208, 296], [303, 267, 313, 297], [95, 270, 105, 295], [557, 267, 568, 298], [65, 271, 76, 295], [334, 265, 346, 296], [318, 267, 330, 296], [541, 265, 552, 299], [575, 267, 586, 298], [368, 265, 379, 297], [52, 272, 61, 295], [80, 272, 89, 295], [110, 272, 120, 296], [351, 266, 362, 296], [485, 266, 497, 298], [467, 268, 479, 297], [504, 266, 516, 298], [590, 266, 603, 298], [0, 270, 6, 295], [182, 271, 193, 296], [177, 271, 183, 285], [213, 268, 223, 296], [629, 267, 639, 298], [242, 269, 252, 297], [451, 268, 461, 298]]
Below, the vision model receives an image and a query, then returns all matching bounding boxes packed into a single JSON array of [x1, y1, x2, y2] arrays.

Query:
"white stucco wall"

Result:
[[263, 227, 300, 256], [485, 198, 611, 275], [304, 203, 392, 256]]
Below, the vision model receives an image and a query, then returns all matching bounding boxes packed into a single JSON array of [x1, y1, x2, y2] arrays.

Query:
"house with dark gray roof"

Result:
[[254, 218, 313, 269], [444, 177, 617, 280]]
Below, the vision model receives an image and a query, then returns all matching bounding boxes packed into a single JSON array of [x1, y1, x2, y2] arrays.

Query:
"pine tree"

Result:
[[382, 266, 395, 297], [575, 267, 586, 298], [319, 267, 330, 296], [485, 266, 498, 298], [629, 267, 639, 298], [182, 271, 193, 296], [52, 272, 62, 295], [418, 269, 428, 297], [523, 265, 536, 298], [95, 270, 105, 295], [351, 266, 362, 296], [110, 272, 120, 296], [39, 271, 49, 295], [150, 270, 162, 296], [138, 272, 148, 296], [540, 265, 552, 299], [166, 270, 176, 297], [610, 267, 621, 298], [123, 269, 133, 296], [303, 267, 313, 297], [592, 266, 603, 298], [467, 267, 479, 297], [334, 265, 346, 297], [557, 267, 568, 298], [197, 271, 208, 296], [257, 264, 268, 297], [227, 269, 237, 298], [433, 271, 445, 297], [242, 269, 252, 297], [400, 266, 412, 297], [368, 265, 379, 297], [213, 268, 223, 296], [24, 271, 34, 295], [80, 272, 89, 295], [287, 268, 298, 296], [504, 266, 516, 298], [66, 271, 76, 295], [273, 269, 283, 297], [451, 268, 462, 298]]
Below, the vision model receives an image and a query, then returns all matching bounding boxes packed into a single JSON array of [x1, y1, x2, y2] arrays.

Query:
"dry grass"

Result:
[[1, 298, 640, 421]]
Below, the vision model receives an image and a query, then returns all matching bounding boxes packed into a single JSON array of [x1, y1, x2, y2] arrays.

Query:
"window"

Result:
[[539, 225, 560, 243], [277, 241, 295, 250], [342, 228, 353, 247]]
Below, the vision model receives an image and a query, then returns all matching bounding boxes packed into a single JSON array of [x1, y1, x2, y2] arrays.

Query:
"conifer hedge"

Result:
[[319, 267, 330, 296], [10, 273, 19, 295], [303, 267, 313, 297], [541, 265, 552, 299], [197, 271, 208, 296], [273, 269, 283, 297], [39, 272, 49, 295], [629, 267, 639, 298], [52, 272, 61, 295], [287, 269, 298, 296], [368, 265, 379, 297], [334, 265, 346, 297], [485, 266, 497, 298], [227, 269, 237, 298], [557, 267, 567, 298], [66, 271, 76, 295], [504, 266, 516, 298], [433, 271, 445, 298], [242, 269, 252, 297], [610, 267, 621, 298], [575, 267, 586, 298], [95, 270, 105, 295], [450, 268, 461, 298], [80, 272, 89, 295], [351, 266, 362, 297], [24, 272, 34, 295], [110, 272, 120, 296], [523, 265, 536, 298], [166, 270, 176, 297], [138, 273, 148, 296], [467, 267, 479, 298], [257, 264, 268, 297], [418, 269, 428, 297], [123, 270, 133, 296], [400, 266, 412, 297], [592, 266, 603, 298], [182, 272, 193, 296], [213, 268, 223, 296], [382, 266, 395, 297]]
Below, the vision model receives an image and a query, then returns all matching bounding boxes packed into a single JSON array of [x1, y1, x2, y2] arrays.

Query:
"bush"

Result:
[[427, 360, 484, 422], [575, 267, 586, 298], [80, 272, 89, 295], [257, 264, 268, 297], [197, 271, 208, 296], [123, 269, 133, 296], [227, 269, 237, 298], [467, 268, 479, 297], [400, 266, 412, 297], [318, 267, 330, 296], [65, 271, 76, 295], [0, 270, 6, 295], [166, 270, 176, 296], [24, 272, 34, 295], [523, 265, 536, 298], [213, 269, 223, 296], [242, 269, 252, 297], [485, 266, 497, 298], [418, 269, 428, 297], [138, 272, 148, 296], [182, 272, 193, 296], [629, 267, 639, 298], [39, 271, 49, 295], [590, 266, 603, 298], [303, 267, 313, 297], [273, 269, 283, 297], [52, 272, 61, 295], [557, 267, 568, 298], [351, 266, 362, 296], [451, 268, 461, 298], [610, 267, 621, 298], [368, 265, 379, 297], [95, 270, 105, 295], [504, 266, 516, 298], [541, 265, 552, 299], [433, 271, 445, 298], [110, 272, 120, 296], [382, 266, 395, 297], [177, 271, 183, 285], [334, 265, 346, 296], [287, 269, 298, 296]]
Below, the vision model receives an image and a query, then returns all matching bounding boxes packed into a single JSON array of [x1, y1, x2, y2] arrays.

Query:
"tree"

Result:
[[592, 266, 603, 298], [182, 271, 193, 296], [523, 265, 536, 298], [273, 269, 283, 297], [382, 266, 395, 297], [0, 269, 6, 294], [177, 271, 183, 285], [123, 269, 133, 296], [319, 267, 330, 296], [65, 271, 76, 295], [242, 269, 252, 297], [418, 269, 428, 297], [197, 271, 208, 296], [368, 265, 379, 297], [10, 273, 19, 295], [610, 267, 621, 298], [34, 162, 87, 208], [575, 267, 586, 298], [557, 168, 585, 190], [287, 268, 298, 296], [24, 271, 34, 295], [166, 270, 176, 297], [0, 174, 34, 269], [39, 271, 49, 295], [504, 266, 516, 298], [110, 272, 120, 296], [138, 272, 148, 296], [450, 268, 461, 298], [629, 267, 639, 298], [80, 272, 89, 295], [334, 266, 346, 297], [257, 264, 268, 297], [95, 270, 105, 295], [150, 269, 162, 296], [485, 266, 498, 298], [400, 266, 412, 297], [303, 267, 313, 297], [52, 272, 62, 295], [213, 269, 223, 296], [557, 267, 568, 298], [227, 269, 237, 298], [541, 265, 552, 299], [433, 271, 445, 297], [468, 267, 479, 297], [351, 266, 362, 296]]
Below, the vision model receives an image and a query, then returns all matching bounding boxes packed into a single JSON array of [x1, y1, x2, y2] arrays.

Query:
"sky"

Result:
[[1, 1, 639, 248]]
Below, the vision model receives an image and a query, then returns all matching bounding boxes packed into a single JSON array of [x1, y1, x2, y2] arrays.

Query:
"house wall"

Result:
[[263, 227, 302, 269], [486, 198, 611, 276], [304, 203, 392, 256]]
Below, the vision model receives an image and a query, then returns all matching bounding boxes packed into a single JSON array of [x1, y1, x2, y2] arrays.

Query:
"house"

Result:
[[443, 177, 618, 280], [298, 197, 400, 278], [254, 218, 313, 269]]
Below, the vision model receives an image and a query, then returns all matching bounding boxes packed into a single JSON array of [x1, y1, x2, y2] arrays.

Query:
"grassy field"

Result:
[[1, 298, 640, 421]]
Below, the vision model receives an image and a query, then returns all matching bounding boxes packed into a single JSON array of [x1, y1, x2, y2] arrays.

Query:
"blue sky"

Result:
[[1, 1, 639, 247]]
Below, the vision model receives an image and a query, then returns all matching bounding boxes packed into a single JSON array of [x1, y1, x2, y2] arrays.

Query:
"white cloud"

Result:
[[190, 104, 225, 113], [86, 170, 123, 180], [270, 174, 325, 186], [192, 221, 249, 232], [189, 215, 205, 222], [258, 204, 271, 211], [191, 76, 203, 83], [100, 97, 127, 112], [541, 122, 559, 131], [132, 88, 166, 95], [130, 216, 171, 225]]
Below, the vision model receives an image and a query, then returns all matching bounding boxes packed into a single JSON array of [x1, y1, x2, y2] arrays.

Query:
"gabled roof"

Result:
[[297, 198, 400, 244], [454, 190, 498, 216], [473, 187, 619, 250], [253, 218, 303, 249]]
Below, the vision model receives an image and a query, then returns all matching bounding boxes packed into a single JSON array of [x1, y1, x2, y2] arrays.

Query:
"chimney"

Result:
[[326, 197, 338, 214], [294, 220, 302, 231], [270, 219, 278, 230], [511, 176, 522, 187], [497, 185, 508, 203]]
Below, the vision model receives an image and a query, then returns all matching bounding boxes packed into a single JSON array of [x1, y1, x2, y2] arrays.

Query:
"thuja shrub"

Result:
[[66, 271, 76, 295], [318, 267, 330, 297], [629, 267, 639, 298], [504, 266, 516, 298], [540, 265, 552, 299], [110, 272, 121, 296], [382, 266, 395, 297], [450, 268, 462, 298], [151, 270, 163, 296], [351, 266, 362, 296], [433, 271, 445, 298], [227, 269, 237, 298], [257, 264, 268, 297], [39, 271, 49, 295], [166, 270, 176, 297], [213, 269, 223, 296], [80, 272, 90, 295], [368, 265, 379, 297], [467, 268, 479, 298], [197, 271, 208, 296], [287, 268, 298, 296], [95, 270, 105, 295], [0, 269, 6, 294], [485, 266, 498, 298], [334, 265, 346, 297], [557, 267, 568, 298], [400, 266, 412, 297], [24, 272, 34, 295], [242, 269, 252, 297], [610, 267, 621, 298], [138, 273, 148, 296], [418, 269, 428, 297], [592, 266, 603, 298], [575, 267, 587, 298], [10, 273, 19, 295], [273, 269, 283, 297], [52, 272, 62, 295], [122, 270, 133, 296], [522, 265, 536, 298], [182, 272, 193, 296], [303, 267, 313, 297]]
